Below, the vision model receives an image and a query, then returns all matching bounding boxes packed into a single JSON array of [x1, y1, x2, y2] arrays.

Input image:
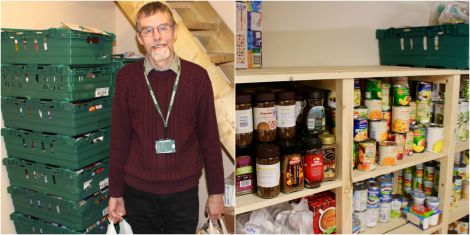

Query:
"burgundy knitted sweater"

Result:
[[108, 59, 224, 197]]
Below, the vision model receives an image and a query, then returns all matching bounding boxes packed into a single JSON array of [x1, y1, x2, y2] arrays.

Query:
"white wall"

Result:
[[210, 1, 235, 33], [262, 1, 433, 67], [1, 1, 234, 233]]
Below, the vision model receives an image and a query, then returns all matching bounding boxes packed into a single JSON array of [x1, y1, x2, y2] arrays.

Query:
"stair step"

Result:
[[191, 30, 215, 38], [208, 52, 234, 65], [167, 1, 193, 9], [183, 20, 217, 31], [218, 62, 234, 84]]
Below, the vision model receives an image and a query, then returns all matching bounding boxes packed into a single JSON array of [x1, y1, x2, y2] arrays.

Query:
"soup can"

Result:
[[370, 120, 388, 142], [405, 131, 414, 157], [392, 106, 411, 133], [354, 118, 369, 142], [365, 99, 383, 120], [410, 125, 426, 153], [424, 165, 435, 182], [357, 139, 377, 171], [354, 106, 368, 119], [423, 180, 433, 196], [426, 124, 444, 153], [378, 141, 397, 166], [416, 99, 431, 125]]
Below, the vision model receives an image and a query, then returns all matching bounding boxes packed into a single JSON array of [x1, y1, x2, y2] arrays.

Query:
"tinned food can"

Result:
[[379, 202, 392, 223], [367, 181, 380, 207], [409, 100, 417, 125], [426, 123, 444, 153], [424, 165, 436, 182], [370, 120, 388, 142], [423, 180, 433, 196], [354, 80, 362, 108], [405, 131, 414, 157], [365, 99, 383, 120], [410, 125, 426, 153], [378, 141, 397, 166], [392, 106, 411, 133], [354, 118, 369, 142], [388, 133, 406, 160], [382, 81, 391, 111], [393, 84, 411, 106], [416, 99, 431, 125], [365, 79, 382, 99], [383, 111, 391, 131], [433, 101, 445, 125], [416, 82, 432, 100], [354, 106, 368, 119], [458, 99, 469, 123], [357, 139, 377, 171]]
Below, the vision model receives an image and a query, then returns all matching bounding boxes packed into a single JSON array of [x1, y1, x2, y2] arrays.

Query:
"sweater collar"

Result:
[[144, 54, 180, 76]]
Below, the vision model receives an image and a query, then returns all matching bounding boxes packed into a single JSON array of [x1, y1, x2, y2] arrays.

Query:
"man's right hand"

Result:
[[108, 197, 126, 223]]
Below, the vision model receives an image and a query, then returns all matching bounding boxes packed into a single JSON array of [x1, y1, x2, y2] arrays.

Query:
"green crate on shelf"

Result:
[[1, 96, 111, 136], [8, 186, 109, 231], [1, 28, 115, 65], [1, 64, 115, 101], [11, 213, 107, 234], [2, 127, 109, 170], [3, 158, 109, 201], [376, 23, 469, 69]]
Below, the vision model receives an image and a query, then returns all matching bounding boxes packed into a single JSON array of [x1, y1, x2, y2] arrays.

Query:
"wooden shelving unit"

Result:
[[235, 66, 468, 234], [455, 141, 469, 153], [449, 199, 470, 224]]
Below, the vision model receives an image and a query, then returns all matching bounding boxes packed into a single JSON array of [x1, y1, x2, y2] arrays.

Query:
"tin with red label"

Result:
[[405, 131, 413, 157], [383, 111, 391, 131], [409, 100, 417, 125], [389, 133, 406, 160], [365, 99, 383, 120]]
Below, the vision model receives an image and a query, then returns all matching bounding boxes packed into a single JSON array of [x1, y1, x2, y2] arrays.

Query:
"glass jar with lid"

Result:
[[236, 93, 254, 147], [256, 143, 280, 198], [302, 89, 326, 136], [236, 145, 254, 196], [319, 133, 336, 181], [279, 139, 303, 193], [302, 137, 324, 188], [276, 90, 296, 140], [254, 92, 277, 142]]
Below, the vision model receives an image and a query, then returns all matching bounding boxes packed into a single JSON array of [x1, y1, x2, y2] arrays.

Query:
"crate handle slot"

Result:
[[400, 38, 404, 51], [22, 138, 26, 148], [423, 36, 428, 51], [48, 108, 52, 120], [86, 37, 101, 44], [24, 169, 29, 179], [52, 175, 56, 184], [38, 109, 43, 119], [41, 142, 46, 152], [409, 38, 413, 50], [434, 35, 439, 51], [50, 142, 55, 153]]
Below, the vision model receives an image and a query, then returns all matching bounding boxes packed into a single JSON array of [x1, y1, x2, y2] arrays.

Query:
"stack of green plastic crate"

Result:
[[1, 28, 117, 234]]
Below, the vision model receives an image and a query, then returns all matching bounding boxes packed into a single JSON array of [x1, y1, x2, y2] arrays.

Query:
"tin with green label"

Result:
[[365, 79, 382, 99], [416, 99, 431, 124], [382, 82, 391, 111], [393, 85, 410, 106], [410, 125, 426, 153]]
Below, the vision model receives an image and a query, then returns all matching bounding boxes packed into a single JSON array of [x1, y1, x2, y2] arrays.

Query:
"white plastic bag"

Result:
[[430, 2, 469, 24], [196, 217, 228, 234], [106, 218, 134, 235]]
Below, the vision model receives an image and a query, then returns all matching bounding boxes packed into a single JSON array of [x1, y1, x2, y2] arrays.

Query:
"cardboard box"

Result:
[[247, 1, 262, 12], [248, 48, 262, 68], [236, 2, 248, 69], [248, 12, 262, 31], [223, 207, 235, 234], [247, 31, 262, 49]]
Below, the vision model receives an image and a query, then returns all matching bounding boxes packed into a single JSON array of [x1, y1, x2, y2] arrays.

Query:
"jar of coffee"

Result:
[[256, 143, 281, 198], [236, 146, 254, 196], [319, 133, 336, 181], [254, 92, 277, 142], [302, 89, 326, 136], [276, 90, 296, 139], [302, 137, 324, 188], [279, 139, 303, 193], [236, 93, 254, 147]]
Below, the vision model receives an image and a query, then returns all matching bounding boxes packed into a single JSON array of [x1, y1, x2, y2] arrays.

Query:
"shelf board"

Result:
[[455, 141, 469, 153], [235, 66, 468, 84], [386, 222, 442, 234], [449, 199, 469, 224], [235, 180, 342, 215], [361, 217, 408, 234], [353, 151, 446, 182]]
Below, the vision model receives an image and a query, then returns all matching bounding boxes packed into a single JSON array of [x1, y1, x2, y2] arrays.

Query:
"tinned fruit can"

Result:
[[370, 120, 388, 142], [409, 100, 417, 125], [378, 141, 397, 166], [416, 99, 431, 125], [410, 125, 426, 153], [392, 106, 411, 133], [382, 81, 391, 111], [417, 82, 432, 100], [365, 79, 382, 99], [354, 118, 368, 142], [424, 180, 433, 196], [405, 131, 414, 157], [365, 99, 383, 120], [383, 111, 391, 131], [393, 84, 411, 106], [415, 164, 424, 178], [388, 133, 406, 160], [357, 139, 377, 171], [426, 123, 444, 153], [458, 99, 469, 123], [354, 106, 368, 119], [424, 165, 435, 182], [354, 80, 362, 108], [433, 101, 445, 125]]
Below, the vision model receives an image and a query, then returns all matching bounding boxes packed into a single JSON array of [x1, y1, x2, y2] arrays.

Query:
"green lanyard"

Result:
[[143, 58, 181, 138]]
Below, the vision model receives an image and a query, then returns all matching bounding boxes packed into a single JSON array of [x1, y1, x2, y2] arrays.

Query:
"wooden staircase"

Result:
[[116, 1, 235, 160]]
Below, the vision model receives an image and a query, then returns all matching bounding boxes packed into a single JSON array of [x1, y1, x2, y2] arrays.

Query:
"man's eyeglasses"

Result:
[[139, 24, 173, 37]]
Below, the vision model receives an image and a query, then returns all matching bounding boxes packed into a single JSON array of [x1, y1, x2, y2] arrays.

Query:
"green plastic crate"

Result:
[[8, 186, 109, 231], [2, 127, 109, 170], [11, 212, 107, 234], [376, 23, 469, 69], [1, 96, 111, 136], [1, 28, 115, 65], [1, 64, 115, 101], [3, 158, 109, 201]]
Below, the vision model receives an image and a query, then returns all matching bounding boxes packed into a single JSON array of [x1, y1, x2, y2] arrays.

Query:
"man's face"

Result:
[[136, 12, 177, 63]]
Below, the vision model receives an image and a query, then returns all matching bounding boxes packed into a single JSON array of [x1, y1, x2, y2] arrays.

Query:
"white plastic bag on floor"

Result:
[[106, 218, 134, 235], [196, 217, 228, 234]]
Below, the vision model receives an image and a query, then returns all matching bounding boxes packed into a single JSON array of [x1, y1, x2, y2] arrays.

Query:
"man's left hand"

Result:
[[206, 194, 224, 220]]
